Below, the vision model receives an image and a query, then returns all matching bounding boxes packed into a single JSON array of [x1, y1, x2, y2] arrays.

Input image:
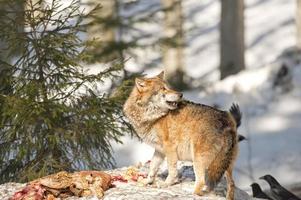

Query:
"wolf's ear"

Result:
[[135, 78, 146, 92], [156, 71, 165, 79]]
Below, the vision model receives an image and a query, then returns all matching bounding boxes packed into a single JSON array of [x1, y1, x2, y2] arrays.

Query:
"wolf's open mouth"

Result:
[[166, 101, 178, 107]]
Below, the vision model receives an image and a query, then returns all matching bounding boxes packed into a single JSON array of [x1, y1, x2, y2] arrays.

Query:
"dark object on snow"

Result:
[[260, 174, 301, 200], [272, 64, 292, 92], [274, 64, 289, 85], [238, 134, 246, 142], [250, 183, 273, 199]]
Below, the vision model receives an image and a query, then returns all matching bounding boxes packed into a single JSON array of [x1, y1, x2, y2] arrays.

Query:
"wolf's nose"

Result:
[[179, 93, 183, 98]]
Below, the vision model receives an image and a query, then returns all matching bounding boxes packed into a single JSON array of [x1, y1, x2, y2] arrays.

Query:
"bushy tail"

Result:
[[229, 103, 242, 128], [205, 104, 241, 190]]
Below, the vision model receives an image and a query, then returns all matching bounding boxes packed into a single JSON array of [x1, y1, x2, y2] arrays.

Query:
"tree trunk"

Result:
[[87, 0, 118, 62], [0, 0, 24, 61], [161, 0, 186, 90], [220, 0, 245, 80], [297, 0, 301, 48], [0, 0, 24, 94]]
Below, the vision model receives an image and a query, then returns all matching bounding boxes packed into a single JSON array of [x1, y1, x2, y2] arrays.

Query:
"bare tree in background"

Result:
[[161, 0, 186, 90], [220, 0, 245, 79], [0, 0, 24, 95], [86, 0, 119, 62], [0, 0, 24, 61], [297, 0, 301, 48]]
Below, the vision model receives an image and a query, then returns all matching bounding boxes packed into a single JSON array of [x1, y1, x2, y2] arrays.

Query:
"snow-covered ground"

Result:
[[112, 0, 300, 191]]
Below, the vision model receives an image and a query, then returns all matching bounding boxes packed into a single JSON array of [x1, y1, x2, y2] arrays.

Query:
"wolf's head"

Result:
[[134, 71, 183, 111]]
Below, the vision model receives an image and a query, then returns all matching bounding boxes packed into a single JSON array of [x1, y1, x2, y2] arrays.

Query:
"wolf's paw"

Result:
[[155, 181, 170, 188], [193, 190, 205, 196], [142, 177, 155, 185], [193, 185, 211, 196], [156, 178, 178, 188]]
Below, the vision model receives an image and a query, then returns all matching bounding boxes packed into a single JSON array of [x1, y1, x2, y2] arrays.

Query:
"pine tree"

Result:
[[0, 0, 130, 183]]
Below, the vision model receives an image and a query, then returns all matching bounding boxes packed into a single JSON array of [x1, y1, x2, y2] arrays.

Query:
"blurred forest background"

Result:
[[0, 0, 301, 191]]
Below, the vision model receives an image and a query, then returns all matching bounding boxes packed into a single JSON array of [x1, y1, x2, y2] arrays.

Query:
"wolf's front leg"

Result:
[[145, 150, 165, 184], [162, 150, 178, 187]]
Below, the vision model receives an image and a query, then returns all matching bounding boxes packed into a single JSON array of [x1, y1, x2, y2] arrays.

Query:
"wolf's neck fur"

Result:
[[123, 88, 168, 136]]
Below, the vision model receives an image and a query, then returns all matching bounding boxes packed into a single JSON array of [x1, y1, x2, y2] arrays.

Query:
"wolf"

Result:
[[123, 71, 241, 200]]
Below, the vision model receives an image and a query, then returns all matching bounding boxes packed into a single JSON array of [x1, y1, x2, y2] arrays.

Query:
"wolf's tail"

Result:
[[205, 104, 241, 190], [229, 103, 242, 128]]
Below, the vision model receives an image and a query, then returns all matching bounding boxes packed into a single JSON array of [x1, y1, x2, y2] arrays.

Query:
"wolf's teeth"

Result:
[[167, 101, 178, 107]]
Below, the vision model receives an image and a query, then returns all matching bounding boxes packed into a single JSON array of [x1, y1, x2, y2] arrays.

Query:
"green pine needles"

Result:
[[0, 0, 129, 183]]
